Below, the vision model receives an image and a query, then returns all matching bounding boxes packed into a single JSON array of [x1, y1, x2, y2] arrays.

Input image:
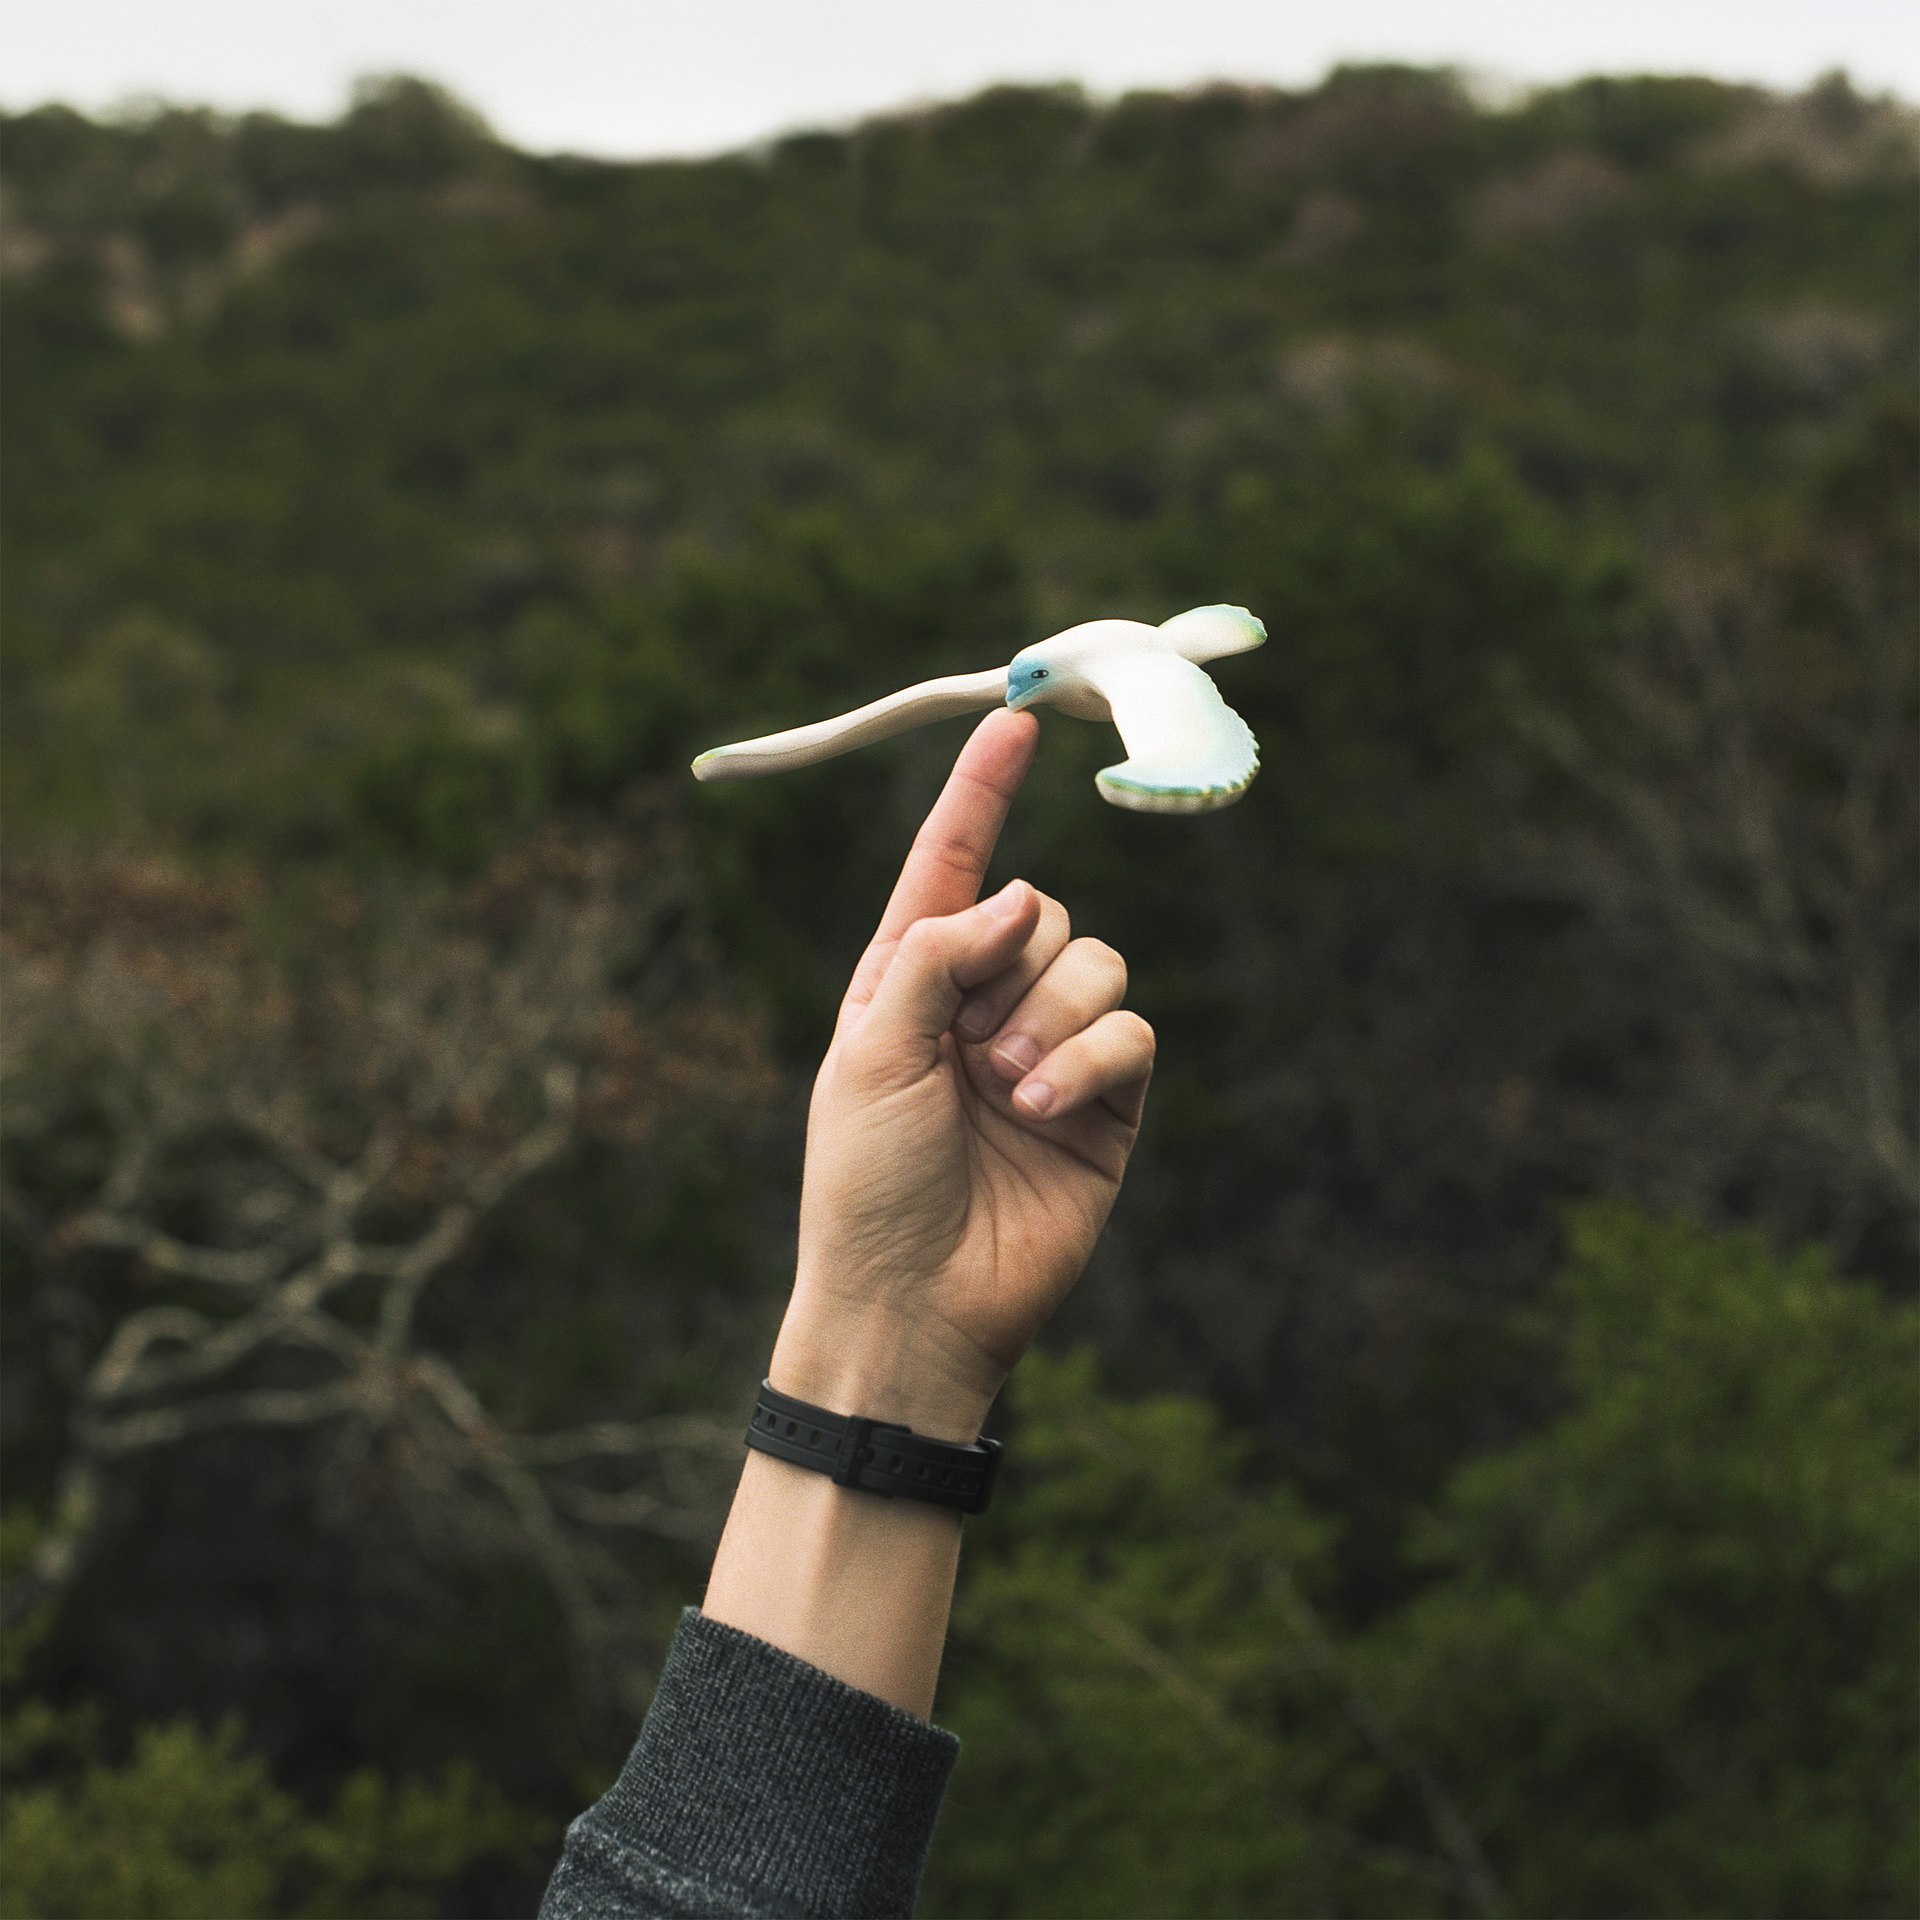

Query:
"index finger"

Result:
[[844, 708, 1038, 1006]]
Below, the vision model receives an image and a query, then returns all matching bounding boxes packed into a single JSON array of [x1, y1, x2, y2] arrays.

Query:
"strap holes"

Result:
[[808, 1429, 820, 1445], [784, 1419, 797, 1436], [915, 1465, 929, 1480]]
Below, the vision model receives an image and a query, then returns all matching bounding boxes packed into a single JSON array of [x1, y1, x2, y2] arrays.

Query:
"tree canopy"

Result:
[[2, 66, 1914, 1916]]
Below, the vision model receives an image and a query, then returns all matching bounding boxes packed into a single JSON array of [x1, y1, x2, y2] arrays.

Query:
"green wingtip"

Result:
[[1199, 602, 1265, 640], [1159, 603, 1267, 650]]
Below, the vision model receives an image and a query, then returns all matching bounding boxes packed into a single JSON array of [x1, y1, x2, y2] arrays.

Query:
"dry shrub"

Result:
[[1, 812, 779, 1696], [1281, 190, 1367, 262], [1469, 151, 1627, 242], [1695, 76, 1920, 186]]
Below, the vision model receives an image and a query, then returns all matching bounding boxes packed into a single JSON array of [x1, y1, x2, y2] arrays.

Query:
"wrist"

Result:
[[769, 1300, 1001, 1445]]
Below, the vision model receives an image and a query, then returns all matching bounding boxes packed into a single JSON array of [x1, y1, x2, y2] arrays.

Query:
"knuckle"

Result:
[[1120, 1011, 1156, 1057], [911, 831, 980, 887], [898, 919, 947, 967], [1076, 937, 1128, 997]]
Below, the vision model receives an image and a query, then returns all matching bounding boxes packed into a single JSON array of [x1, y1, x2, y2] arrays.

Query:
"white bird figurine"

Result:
[[691, 604, 1265, 813]]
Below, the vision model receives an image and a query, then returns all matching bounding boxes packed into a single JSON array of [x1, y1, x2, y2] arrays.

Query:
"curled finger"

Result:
[[952, 891, 1072, 1043], [979, 936, 1127, 1085], [1012, 1009, 1155, 1127]]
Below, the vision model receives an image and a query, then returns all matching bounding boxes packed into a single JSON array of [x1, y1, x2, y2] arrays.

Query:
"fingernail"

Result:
[[991, 1033, 1040, 1080], [981, 880, 1027, 922], [1014, 1080, 1055, 1118], [955, 996, 996, 1041]]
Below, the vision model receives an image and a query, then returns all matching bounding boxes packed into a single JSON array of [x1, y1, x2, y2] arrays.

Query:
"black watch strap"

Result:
[[744, 1379, 1002, 1515]]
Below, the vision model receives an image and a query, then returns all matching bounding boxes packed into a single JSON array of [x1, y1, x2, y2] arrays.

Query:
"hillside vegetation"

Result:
[[2, 68, 1914, 1916]]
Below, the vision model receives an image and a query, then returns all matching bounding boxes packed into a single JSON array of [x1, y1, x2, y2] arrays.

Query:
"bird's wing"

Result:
[[1157, 604, 1267, 664], [691, 667, 1008, 782], [1080, 651, 1260, 813]]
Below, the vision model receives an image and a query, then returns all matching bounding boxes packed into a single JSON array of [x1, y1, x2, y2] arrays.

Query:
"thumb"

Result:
[[856, 880, 1039, 1070]]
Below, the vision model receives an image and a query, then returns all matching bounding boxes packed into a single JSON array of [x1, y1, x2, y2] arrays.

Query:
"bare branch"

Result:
[[1498, 544, 1918, 1236], [80, 1380, 375, 1454], [543, 1484, 723, 1540], [60, 1212, 280, 1289], [1, 821, 776, 1684], [514, 1416, 738, 1466]]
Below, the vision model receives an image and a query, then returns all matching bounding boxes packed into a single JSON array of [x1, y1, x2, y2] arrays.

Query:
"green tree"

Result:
[[928, 1206, 1919, 1917], [0, 1508, 551, 1920], [1374, 1205, 1920, 1918], [0, 1712, 548, 1919], [926, 1348, 1366, 1920]]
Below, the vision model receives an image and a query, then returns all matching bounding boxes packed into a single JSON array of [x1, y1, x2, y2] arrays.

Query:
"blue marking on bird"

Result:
[[692, 604, 1267, 814]]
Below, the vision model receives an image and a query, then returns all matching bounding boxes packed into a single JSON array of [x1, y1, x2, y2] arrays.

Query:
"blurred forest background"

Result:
[[0, 62, 1915, 1917]]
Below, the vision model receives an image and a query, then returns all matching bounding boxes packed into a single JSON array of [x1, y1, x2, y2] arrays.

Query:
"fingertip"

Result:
[[948, 881, 1038, 995], [960, 707, 1040, 795], [1001, 707, 1041, 761], [987, 879, 1043, 950], [980, 877, 1033, 923], [953, 996, 998, 1042]]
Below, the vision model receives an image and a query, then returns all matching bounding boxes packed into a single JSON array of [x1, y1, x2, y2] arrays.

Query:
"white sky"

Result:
[[4, 0, 1916, 159]]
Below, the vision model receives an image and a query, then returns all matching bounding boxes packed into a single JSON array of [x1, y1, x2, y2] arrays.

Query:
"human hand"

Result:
[[770, 710, 1155, 1442]]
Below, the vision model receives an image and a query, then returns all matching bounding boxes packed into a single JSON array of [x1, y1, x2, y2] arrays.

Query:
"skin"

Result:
[[702, 708, 1156, 1719]]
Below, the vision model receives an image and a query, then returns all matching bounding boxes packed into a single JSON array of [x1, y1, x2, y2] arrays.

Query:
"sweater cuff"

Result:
[[569, 1606, 960, 1919]]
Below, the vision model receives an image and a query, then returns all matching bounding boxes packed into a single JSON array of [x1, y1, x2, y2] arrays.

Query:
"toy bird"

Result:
[[691, 604, 1264, 813]]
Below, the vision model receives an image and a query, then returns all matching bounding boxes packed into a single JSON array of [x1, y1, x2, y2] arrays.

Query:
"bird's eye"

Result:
[[1031, 668, 1048, 680]]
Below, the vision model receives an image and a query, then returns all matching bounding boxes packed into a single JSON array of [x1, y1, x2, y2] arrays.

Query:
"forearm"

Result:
[[702, 1448, 962, 1721], [700, 1307, 997, 1722]]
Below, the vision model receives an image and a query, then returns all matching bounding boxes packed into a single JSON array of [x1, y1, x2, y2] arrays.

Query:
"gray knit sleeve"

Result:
[[537, 1607, 961, 1920]]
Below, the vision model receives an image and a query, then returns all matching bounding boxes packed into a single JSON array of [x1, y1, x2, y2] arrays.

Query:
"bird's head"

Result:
[[1005, 647, 1061, 712]]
